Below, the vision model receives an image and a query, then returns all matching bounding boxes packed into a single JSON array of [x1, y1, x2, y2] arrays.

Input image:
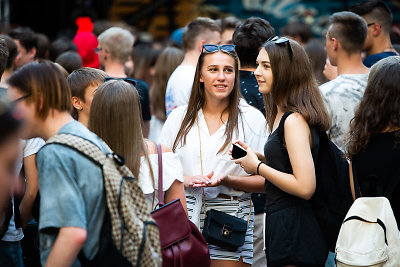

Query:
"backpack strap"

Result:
[[351, 163, 362, 199], [46, 133, 108, 166], [156, 144, 164, 206]]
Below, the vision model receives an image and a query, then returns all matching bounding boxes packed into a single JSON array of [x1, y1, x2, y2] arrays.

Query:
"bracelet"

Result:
[[256, 161, 263, 175]]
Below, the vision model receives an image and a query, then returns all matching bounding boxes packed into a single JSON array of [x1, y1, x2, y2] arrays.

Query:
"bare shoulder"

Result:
[[284, 112, 311, 137], [145, 140, 173, 154], [160, 144, 173, 153]]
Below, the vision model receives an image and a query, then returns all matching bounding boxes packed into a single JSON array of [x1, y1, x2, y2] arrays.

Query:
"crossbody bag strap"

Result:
[[156, 143, 164, 205], [196, 117, 206, 216]]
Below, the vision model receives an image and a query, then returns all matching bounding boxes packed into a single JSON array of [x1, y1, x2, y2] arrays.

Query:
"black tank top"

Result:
[[264, 112, 317, 207]]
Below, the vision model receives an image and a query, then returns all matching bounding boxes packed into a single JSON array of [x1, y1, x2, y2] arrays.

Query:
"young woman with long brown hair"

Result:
[[148, 47, 184, 141], [234, 37, 331, 266], [159, 44, 267, 267], [88, 80, 187, 211], [347, 56, 400, 227]]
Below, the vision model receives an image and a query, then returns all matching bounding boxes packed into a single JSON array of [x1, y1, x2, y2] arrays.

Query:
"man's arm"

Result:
[[45, 227, 87, 267], [19, 154, 38, 228]]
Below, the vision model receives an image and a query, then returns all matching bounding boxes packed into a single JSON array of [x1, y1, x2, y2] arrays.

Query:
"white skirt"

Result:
[[186, 194, 254, 264]]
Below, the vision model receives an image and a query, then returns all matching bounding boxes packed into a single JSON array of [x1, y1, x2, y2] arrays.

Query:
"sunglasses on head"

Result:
[[103, 77, 137, 87], [268, 36, 293, 61], [202, 44, 236, 53]]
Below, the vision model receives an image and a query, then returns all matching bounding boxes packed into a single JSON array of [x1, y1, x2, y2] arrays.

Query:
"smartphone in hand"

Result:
[[232, 143, 247, 159]]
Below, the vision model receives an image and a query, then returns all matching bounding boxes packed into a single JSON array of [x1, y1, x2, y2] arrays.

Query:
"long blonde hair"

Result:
[[88, 80, 154, 181]]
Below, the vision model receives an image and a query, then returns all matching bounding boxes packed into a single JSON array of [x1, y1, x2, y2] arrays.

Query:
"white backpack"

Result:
[[335, 197, 400, 267]]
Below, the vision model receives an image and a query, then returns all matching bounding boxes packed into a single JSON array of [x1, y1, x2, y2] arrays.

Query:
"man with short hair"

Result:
[[0, 35, 18, 90], [350, 0, 398, 67], [68, 67, 108, 127], [217, 16, 242, 44], [320, 11, 369, 152], [232, 17, 275, 267], [165, 17, 221, 116], [280, 21, 312, 46], [8, 27, 37, 69], [97, 27, 151, 137], [7, 61, 107, 266]]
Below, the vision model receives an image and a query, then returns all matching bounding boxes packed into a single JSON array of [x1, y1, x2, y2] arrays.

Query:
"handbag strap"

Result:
[[197, 115, 252, 228], [157, 143, 164, 206]]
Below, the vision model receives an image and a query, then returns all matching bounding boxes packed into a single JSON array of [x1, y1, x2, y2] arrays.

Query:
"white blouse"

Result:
[[159, 100, 267, 226], [138, 152, 184, 209]]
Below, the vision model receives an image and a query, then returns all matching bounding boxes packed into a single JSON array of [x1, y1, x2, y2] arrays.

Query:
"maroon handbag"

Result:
[[151, 144, 211, 267]]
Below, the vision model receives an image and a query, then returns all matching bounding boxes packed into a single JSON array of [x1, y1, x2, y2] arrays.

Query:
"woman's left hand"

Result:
[[234, 146, 260, 175]]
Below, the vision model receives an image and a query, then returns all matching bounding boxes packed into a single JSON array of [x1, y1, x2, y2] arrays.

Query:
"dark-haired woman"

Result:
[[234, 37, 330, 266], [347, 56, 400, 227], [159, 44, 267, 267]]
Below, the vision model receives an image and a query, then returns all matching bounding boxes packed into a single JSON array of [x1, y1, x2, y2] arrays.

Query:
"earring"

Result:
[[78, 107, 83, 110]]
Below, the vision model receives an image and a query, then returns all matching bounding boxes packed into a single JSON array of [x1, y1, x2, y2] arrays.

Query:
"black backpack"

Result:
[[278, 112, 353, 252]]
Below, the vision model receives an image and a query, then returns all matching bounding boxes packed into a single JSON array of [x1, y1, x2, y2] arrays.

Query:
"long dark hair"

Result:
[[172, 49, 241, 154], [347, 56, 400, 159], [263, 39, 331, 132]]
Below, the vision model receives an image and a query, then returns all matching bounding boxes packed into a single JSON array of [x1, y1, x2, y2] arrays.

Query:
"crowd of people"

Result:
[[0, 0, 399, 266]]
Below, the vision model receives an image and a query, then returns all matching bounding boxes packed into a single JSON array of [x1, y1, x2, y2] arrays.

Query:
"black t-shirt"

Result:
[[353, 132, 400, 227], [135, 79, 151, 122]]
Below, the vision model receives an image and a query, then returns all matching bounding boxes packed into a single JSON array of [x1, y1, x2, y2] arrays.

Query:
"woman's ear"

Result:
[[72, 96, 83, 111]]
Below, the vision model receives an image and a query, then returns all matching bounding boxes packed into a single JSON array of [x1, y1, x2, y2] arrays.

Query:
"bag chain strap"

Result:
[[196, 115, 252, 227]]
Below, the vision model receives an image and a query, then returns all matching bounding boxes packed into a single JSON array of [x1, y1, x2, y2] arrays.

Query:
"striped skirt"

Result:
[[186, 194, 254, 264]]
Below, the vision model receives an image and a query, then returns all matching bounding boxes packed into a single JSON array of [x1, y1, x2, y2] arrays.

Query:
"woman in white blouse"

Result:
[[159, 44, 267, 267], [88, 79, 187, 211]]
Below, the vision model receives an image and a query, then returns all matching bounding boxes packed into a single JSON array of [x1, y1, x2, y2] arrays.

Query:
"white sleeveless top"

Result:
[[138, 152, 184, 210]]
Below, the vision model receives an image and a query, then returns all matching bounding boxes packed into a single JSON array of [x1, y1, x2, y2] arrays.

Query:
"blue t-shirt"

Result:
[[363, 52, 397, 68], [36, 120, 107, 266]]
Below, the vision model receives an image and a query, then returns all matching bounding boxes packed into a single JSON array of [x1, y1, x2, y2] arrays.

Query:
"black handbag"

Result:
[[202, 209, 248, 251], [196, 116, 252, 252]]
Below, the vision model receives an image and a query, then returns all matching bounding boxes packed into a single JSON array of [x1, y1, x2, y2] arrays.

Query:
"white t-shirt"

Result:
[[159, 100, 267, 227], [165, 65, 196, 117], [148, 116, 164, 142], [2, 137, 45, 242], [138, 152, 184, 210], [319, 73, 368, 151]]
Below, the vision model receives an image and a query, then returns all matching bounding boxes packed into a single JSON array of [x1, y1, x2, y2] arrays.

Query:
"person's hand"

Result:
[[193, 173, 227, 187], [323, 58, 338, 81], [185, 172, 214, 188], [234, 146, 260, 175]]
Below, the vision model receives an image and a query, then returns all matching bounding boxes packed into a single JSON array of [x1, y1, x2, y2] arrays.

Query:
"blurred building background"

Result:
[[1, 0, 400, 41]]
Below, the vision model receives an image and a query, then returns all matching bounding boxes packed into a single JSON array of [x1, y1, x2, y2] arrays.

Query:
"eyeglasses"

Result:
[[12, 94, 31, 104], [103, 77, 137, 87], [94, 47, 104, 53], [268, 36, 293, 61], [367, 22, 375, 27], [202, 44, 236, 53]]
